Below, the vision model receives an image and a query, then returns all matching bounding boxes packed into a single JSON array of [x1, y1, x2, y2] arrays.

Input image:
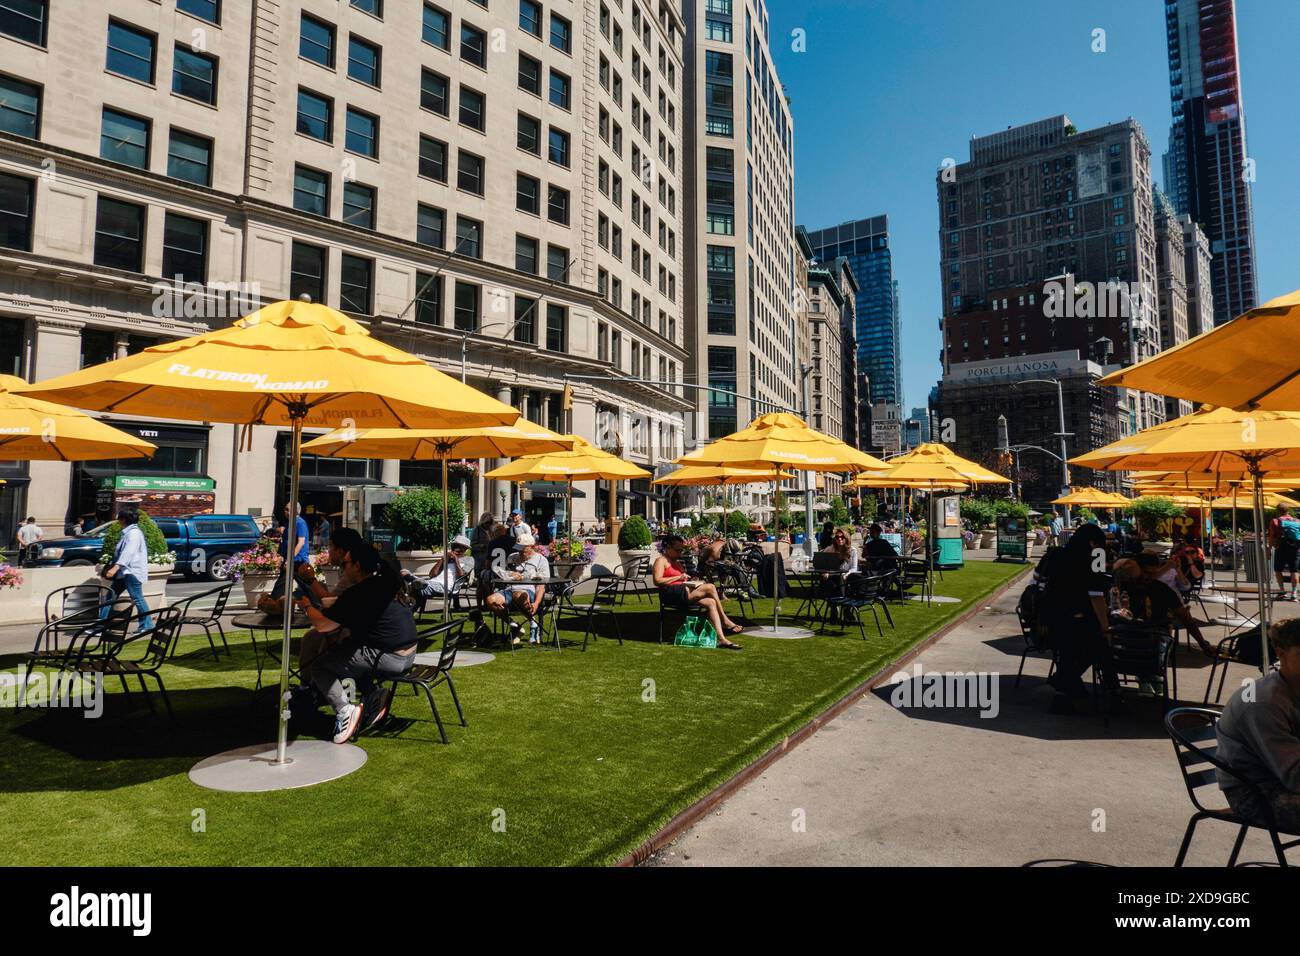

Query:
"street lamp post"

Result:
[[1014, 378, 1072, 524]]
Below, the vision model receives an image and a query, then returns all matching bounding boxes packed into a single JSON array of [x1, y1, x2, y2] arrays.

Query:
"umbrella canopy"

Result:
[[302, 421, 573, 460], [1069, 406, 1300, 475], [13, 299, 520, 775], [16, 299, 519, 430], [869, 442, 1011, 486], [1130, 494, 1204, 508], [847, 473, 969, 491], [0, 375, 156, 461], [1209, 491, 1300, 510], [1051, 487, 1131, 508], [1097, 289, 1300, 411], [652, 464, 796, 486], [677, 413, 888, 473], [484, 435, 649, 483]]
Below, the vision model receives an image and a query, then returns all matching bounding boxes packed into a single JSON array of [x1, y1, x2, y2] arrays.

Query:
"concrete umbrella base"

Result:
[[189, 740, 367, 793]]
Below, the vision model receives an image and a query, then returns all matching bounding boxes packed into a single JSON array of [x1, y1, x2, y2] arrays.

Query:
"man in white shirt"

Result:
[[484, 533, 550, 645], [15, 517, 42, 566], [99, 506, 153, 632], [405, 535, 472, 597]]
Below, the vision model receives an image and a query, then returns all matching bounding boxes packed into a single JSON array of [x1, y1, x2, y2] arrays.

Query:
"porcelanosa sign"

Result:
[[946, 351, 1089, 384]]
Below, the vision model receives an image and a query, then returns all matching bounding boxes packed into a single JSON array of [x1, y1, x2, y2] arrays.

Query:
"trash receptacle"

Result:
[[1243, 536, 1260, 583]]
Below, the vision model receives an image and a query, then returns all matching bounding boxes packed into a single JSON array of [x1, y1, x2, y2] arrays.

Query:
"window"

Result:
[[419, 136, 447, 181], [167, 128, 211, 185], [455, 216, 482, 258], [515, 234, 538, 274], [545, 304, 567, 352], [514, 296, 536, 344], [547, 185, 569, 224], [420, 69, 448, 115], [350, 0, 381, 17], [549, 70, 570, 109], [414, 271, 442, 325], [519, 0, 542, 37], [416, 204, 444, 248], [106, 20, 155, 84], [516, 173, 540, 215], [422, 4, 450, 49], [518, 53, 541, 95], [293, 165, 330, 216], [453, 281, 479, 331], [94, 196, 145, 272], [517, 112, 540, 153], [0, 74, 39, 138], [347, 35, 381, 86], [461, 23, 486, 67], [550, 13, 571, 53], [173, 46, 217, 105], [161, 212, 207, 284], [289, 242, 326, 303], [459, 86, 485, 131], [100, 108, 150, 168], [340, 254, 373, 313], [0, 0, 48, 45], [299, 13, 334, 66], [296, 89, 332, 141], [546, 244, 567, 280], [0, 172, 34, 251], [345, 107, 377, 157], [342, 181, 375, 229], [548, 127, 569, 167], [457, 151, 484, 194]]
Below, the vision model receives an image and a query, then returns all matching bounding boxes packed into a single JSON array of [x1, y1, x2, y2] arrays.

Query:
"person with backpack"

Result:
[[1268, 504, 1300, 601]]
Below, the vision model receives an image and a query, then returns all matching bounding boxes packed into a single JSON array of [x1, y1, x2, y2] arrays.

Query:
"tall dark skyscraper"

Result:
[[805, 216, 902, 439], [1163, 0, 1258, 326]]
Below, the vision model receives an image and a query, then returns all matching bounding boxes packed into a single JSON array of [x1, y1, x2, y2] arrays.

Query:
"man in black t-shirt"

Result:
[[297, 544, 417, 744], [1115, 555, 1214, 655], [863, 523, 899, 571]]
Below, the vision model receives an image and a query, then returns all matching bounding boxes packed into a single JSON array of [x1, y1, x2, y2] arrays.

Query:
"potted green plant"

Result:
[[617, 514, 653, 568], [1127, 496, 1185, 543], [546, 535, 597, 581], [228, 536, 283, 609], [384, 486, 466, 574], [99, 511, 175, 609]]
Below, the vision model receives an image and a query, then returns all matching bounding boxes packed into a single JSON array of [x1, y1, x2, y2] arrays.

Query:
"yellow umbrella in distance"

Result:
[[0, 375, 156, 461], [1209, 491, 1300, 510], [1130, 493, 1204, 508], [485, 436, 650, 560], [655, 464, 796, 541], [304, 421, 575, 620], [14, 299, 520, 780], [848, 474, 969, 492], [1097, 289, 1300, 411], [1051, 487, 1128, 508], [872, 442, 1012, 487]]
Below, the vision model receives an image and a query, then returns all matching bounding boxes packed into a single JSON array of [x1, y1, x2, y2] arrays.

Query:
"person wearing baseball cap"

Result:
[[404, 533, 472, 597], [485, 532, 550, 645]]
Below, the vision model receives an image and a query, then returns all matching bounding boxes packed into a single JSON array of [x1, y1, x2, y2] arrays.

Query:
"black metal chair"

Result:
[[377, 619, 466, 744], [409, 569, 474, 618], [547, 574, 623, 651], [24, 596, 131, 693], [657, 588, 707, 644], [1165, 706, 1297, 866], [1099, 621, 1176, 714], [175, 581, 234, 660], [825, 573, 894, 639], [61, 606, 185, 721], [42, 584, 116, 651], [615, 555, 655, 604], [1015, 601, 1057, 689], [713, 561, 759, 618]]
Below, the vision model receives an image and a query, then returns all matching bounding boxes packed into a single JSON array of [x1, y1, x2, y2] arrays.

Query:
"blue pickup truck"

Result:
[[36, 513, 263, 581]]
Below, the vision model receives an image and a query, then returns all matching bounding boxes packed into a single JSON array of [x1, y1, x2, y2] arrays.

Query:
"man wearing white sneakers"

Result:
[[484, 533, 550, 645]]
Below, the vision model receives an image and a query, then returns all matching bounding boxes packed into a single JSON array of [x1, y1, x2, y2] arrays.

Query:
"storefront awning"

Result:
[[298, 475, 386, 491], [525, 481, 587, 500]]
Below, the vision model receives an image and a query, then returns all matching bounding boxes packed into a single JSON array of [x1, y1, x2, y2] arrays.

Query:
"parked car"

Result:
[[36, 513, 263, 581]]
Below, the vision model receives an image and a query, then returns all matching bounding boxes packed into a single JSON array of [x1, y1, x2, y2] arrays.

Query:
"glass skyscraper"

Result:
[[806, 216, 902, 429]]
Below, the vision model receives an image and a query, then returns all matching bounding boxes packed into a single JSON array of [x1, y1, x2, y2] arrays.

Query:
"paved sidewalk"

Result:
[[651, 580, 1283, 867]]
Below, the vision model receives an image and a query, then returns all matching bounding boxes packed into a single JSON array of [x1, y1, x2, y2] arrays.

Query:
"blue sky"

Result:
[[769, 0, 1300, 412]]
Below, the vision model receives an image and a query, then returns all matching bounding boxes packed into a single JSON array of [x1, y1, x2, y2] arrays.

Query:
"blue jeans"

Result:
[[101, 572, 154, 632]]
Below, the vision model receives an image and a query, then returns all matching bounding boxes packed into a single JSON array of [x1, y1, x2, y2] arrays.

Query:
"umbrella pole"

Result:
[[1231, 486, 1239, 613], [1252, 465, 1270, 675], [773, 478, 781, 633], [442, 457, 451, 623], [275, 410, 305, 766]]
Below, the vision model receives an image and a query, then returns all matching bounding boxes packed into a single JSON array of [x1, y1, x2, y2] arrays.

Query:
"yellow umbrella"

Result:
[[1130, 493, 1203, 508], [847, 474, 969, 491], [0, 375, 156, 461], [1097, 289, 1300, 411], [1209, 491, 1300, 510], [303, 421, 575, 620], [15, 299, 519, 777], [677, 413, 886, 636], [872, 442, 1012, 487], [485, 436, 650, 559], [654, 464, 795, 541], [1051, 487, 1129, 508], [1070, 405, 1300, 671]]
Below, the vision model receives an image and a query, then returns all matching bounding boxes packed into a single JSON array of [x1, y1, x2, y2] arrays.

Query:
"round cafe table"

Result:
[[231, 612, 312, 690]]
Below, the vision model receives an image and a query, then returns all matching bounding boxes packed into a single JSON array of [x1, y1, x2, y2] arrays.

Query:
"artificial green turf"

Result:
[[0, 561, 1027, 866]]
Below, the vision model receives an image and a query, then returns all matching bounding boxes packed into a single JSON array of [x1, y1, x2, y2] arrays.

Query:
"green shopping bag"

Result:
[[673, 614, 718, 649]]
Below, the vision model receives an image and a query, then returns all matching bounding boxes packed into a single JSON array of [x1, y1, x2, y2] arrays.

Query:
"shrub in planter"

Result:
[[617, 515, 652, 551], [100, 511, 174, 566], [723, 510, 750, 537], [993, 499, 1031, 522], [384, 486, 466, 551], [960, 499, 997, 530], [1127, 496, 1184, 540]]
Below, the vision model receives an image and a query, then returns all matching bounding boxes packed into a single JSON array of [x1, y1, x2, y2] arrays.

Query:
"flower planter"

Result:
[[241, 573, 279, 610], [979, 530, 997, 549], [552, 560, 591, 582], [316, 566, 341, 590], [617, 548, 652, 572], [396, 550, 437, 576]]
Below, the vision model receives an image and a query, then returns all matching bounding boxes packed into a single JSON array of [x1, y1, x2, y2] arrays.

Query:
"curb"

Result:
[[616, 564, 1034, 867]]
